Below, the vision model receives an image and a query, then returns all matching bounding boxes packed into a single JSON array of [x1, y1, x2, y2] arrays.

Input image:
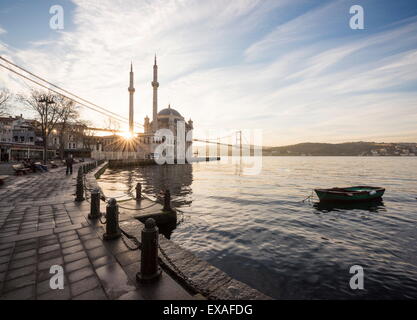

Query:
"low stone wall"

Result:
[[158, 237, 271, 300]]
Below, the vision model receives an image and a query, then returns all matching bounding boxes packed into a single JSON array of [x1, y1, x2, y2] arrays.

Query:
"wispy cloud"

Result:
[[0, 0, 416, 145]]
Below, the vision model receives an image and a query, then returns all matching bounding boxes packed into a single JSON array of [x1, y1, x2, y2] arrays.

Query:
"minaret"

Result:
[[128, 62, 135, 135], [152, 55, 159, 132]]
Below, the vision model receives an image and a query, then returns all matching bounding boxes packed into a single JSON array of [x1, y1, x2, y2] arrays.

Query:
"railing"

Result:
[[91, 151, 148, 160]]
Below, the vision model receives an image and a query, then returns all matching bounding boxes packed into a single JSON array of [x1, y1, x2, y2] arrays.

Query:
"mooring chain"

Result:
[[117, 202, 159, 211], [158, 244, 187, 279], [98, 214, 107, 225]]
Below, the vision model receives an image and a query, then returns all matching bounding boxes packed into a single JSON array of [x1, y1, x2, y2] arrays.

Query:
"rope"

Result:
[[302, 190, 315, 203]]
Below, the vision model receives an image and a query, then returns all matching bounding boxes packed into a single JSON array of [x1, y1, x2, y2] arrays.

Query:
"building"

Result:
[[0, 115, 49, 161], [48, 123, 103, 158], [0, 115, 103, 161], [100, 57, 193, 160]]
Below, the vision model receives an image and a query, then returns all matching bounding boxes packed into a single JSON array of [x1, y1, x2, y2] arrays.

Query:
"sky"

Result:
[[0, 0, 417, 146]]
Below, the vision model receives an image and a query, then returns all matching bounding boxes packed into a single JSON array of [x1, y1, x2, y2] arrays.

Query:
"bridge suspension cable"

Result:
[[0, 56, 143, 129]]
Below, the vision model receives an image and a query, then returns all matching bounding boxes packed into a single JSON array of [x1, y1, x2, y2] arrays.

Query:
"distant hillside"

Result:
[[263, 142, 417, 156]]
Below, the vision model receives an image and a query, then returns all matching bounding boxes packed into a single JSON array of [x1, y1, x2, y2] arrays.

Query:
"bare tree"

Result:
[[18, 90, 65, 163], [0, 89, 11, 116], [103, 117, 121, 134], [55, 96, 79, 159], [77, 120, 97, 150]]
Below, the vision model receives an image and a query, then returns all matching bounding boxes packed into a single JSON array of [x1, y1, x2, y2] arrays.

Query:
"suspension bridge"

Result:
[[0, 56, 259, 157]]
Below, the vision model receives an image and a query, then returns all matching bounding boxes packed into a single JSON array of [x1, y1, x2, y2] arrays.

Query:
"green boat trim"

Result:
[[314, 186, 385, 203]]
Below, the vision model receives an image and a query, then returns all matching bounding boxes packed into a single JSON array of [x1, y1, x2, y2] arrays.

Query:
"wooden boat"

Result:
[[314, 186, 385, 203]]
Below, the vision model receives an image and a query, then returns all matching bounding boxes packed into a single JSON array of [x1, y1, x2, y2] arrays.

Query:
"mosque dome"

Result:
[[157, 105, 182, 118]]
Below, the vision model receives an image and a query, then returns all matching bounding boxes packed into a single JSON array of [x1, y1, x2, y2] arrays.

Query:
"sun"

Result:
[[119, 131, 134, 140]]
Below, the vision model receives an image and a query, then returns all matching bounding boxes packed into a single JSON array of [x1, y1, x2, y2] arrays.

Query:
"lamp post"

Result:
[[38, 96, 55, 164]]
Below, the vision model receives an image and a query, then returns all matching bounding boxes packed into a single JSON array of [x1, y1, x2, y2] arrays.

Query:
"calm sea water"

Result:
[[99, 157, 417, 299]]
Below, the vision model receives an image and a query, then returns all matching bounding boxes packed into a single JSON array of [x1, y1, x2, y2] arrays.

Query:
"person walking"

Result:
[[66, 154, 74, 175]]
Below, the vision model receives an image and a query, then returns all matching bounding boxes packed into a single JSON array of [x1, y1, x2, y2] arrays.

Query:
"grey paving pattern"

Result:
[[0, 165, 193, 300]]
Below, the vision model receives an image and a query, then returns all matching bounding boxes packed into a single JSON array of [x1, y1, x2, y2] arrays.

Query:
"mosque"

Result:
[[102, 57, 193, 159]]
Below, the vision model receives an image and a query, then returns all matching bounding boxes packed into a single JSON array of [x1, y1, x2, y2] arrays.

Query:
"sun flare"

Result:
[[119, 131, 134, 140]]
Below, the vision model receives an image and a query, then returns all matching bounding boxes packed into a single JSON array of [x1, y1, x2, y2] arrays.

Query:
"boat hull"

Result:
[[314, 186, 385, 203]]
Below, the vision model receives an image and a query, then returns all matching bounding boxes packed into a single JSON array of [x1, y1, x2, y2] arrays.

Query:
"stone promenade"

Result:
[[0, 164, 193, 300]]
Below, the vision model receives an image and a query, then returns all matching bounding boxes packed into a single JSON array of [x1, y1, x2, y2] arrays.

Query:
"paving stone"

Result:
[[83, 239, 103, 250], [64, 250, 87, 263], [38, 239, 58, 247], [116, 250, 140, 267], [117, 291, 144, 300], [0, 263, 8, 273], [4, 230, 52, 243], [14, 243, 37, 253], [8, 256, 37, 270], [65, 257, 91, 273], [0, 284, 34, 300], [62, 244, 83, 255], [95, 263, 136, 300], [103, 239, 130, 255], [16, 238, 38, 246], [68, 266, 95, 283], [37, 278, 55, 296], [37, 268, 53, 283], [54, 224, 82, 234], [61, 239, 82, 249], [0, 255, 10, 264], [6, 264, 35, 280], [59, 234, 79, 243], [38, 244, 60, 254], [92, 254, 116, 269], [138, 272, 193, 300], [3, 273, 36, 293], [57, 230, 77, 238], [86, 246, 110, 260], [12, 248, 36, 260], [0, 248, 13, 258], [38, 256, 64, 271], [39, 249, 61, 261], [37, 286, 71, 300], [72, 287, 107, 300], [0, 243, 14, 251], [77, 227, 95, 236], [70, 276, 100, 297]]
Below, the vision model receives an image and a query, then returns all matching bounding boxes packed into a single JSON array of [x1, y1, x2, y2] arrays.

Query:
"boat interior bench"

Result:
[[12, 164, 32, 175]]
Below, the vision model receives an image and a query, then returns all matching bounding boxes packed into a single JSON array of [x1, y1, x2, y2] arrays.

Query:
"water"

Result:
[[98, 157, 417, 299]]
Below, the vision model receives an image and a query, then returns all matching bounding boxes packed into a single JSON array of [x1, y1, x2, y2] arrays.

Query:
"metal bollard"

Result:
[[77, 166, 83, 178], [136, 183, 142, 201], [103, 198, 121, 240], [75, 175, 85, 202], [88, 188, 101, 219], [163, 189, 172, 212], [136, 218, 161, 282]]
